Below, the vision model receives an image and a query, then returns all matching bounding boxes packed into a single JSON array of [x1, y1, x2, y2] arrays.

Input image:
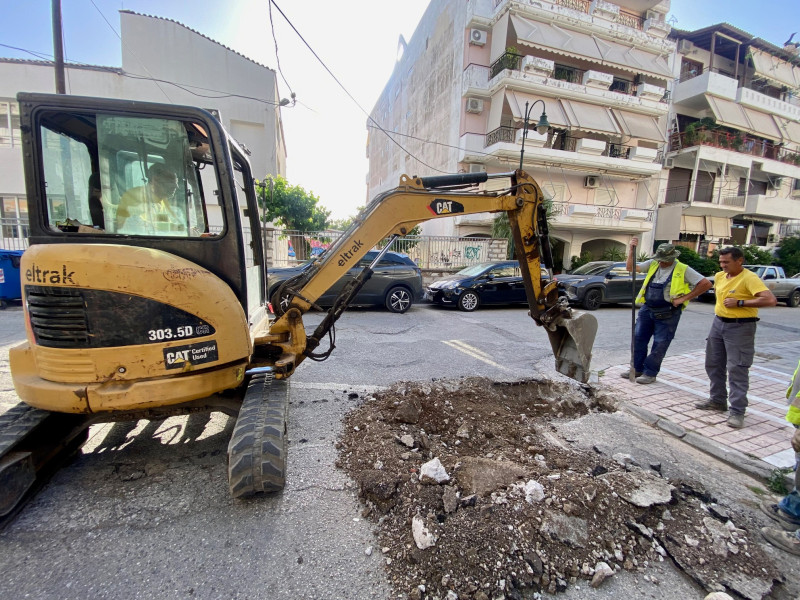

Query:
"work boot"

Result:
[[761, 527, 800, 556], [620, 370, 643, 379], [694, 399, 727, 411], [635, 375, 657, 384], [726, 412, 745, 429], [760, 501, 800, 529]]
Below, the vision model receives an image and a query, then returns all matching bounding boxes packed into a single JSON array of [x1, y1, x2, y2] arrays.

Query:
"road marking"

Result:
[[291, 382, 387, 394], [443, 340, 511, 372]]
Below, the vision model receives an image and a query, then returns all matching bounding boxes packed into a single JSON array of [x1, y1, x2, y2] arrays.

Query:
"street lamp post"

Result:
[[518, 99, 550, 171]]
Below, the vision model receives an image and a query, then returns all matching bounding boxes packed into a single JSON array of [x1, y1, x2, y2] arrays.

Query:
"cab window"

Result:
[[38, 111, 221, 238]]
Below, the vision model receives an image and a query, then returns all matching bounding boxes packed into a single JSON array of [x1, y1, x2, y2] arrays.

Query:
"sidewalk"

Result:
[[602, 339, 800, 477]]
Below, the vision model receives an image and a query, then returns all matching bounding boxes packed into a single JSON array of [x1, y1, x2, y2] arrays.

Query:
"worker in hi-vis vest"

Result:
[[622, 239, 712, 385]]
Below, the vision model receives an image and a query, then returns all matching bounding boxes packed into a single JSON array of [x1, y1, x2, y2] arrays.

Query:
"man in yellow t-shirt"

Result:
[[115, 163, 186, 236], [695, 247, 777, 428]]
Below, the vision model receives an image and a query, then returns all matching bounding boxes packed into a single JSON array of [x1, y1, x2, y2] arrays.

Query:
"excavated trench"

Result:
[[336, 377, 781, 600]]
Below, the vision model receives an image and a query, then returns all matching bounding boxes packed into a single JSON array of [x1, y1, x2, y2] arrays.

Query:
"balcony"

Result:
[[484, 52, 668, 111], [672, 68, 738, 105], [744, 194, 800, 220], [549, 202, 654, 231], [669, 129, 786, 161]]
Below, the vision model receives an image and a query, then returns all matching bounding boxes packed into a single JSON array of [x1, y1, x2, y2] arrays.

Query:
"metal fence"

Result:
[[0, 220, 508, 270]]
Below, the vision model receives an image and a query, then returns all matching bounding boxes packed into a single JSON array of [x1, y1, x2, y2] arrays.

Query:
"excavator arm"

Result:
[[258, 171, 597, 382]]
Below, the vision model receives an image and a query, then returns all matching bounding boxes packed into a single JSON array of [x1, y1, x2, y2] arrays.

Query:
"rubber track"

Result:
[[0, 403, 51, 456], [227, 373, 289, 498]]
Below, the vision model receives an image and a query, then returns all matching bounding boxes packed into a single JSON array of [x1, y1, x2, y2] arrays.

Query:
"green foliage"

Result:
[[600, 245, 625, 261], [768, 468, 792, 495], [776, 235, 800, 276], [256, 175, 330, 232], [637, 251, 649, 262], [737, 244, 775, 265], [675, 246, 718, 276], [570, 251, 594, 271]]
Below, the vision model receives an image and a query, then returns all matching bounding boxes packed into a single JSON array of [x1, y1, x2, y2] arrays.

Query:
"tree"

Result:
[[256, 175, 330, 232], [776, 235, 800, 276], [674, 246, 717, 276]]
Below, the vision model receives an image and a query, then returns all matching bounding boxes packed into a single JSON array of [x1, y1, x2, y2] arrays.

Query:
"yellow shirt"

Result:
[[713, 269, 768, 318], [115, 185, 186, 235]]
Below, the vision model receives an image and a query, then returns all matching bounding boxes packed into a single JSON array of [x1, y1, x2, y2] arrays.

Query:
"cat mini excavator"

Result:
[[0, 93, 597, 524]]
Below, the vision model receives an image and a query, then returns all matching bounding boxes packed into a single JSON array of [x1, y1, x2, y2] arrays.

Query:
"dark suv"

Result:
[[267, 250, 423, 313], [424, 260, 541, 311], [556, 261, 645, 310]]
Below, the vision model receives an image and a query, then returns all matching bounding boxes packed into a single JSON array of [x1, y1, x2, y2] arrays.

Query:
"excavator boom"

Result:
[[264, 171, 597, 382]]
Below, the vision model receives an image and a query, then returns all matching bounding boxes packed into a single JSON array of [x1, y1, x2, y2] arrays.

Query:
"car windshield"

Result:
[[571, 262, 611, 275], [457, 263, 494, 277], [744, 266, 765, 277]]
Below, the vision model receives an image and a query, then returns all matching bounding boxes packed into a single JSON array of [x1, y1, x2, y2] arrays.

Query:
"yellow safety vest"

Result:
[[635, 261, 692, 309]]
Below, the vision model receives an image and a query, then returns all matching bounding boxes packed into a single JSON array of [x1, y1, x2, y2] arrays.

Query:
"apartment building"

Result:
[[0, 11, 287, 243], [660, 24, 800, 252], [367, 0, 673, 270]]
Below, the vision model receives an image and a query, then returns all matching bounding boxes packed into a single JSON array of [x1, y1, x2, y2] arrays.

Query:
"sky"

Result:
[[0, 0, 797, 220]]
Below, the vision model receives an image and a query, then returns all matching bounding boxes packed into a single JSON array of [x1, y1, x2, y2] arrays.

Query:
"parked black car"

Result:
[[556, 261, 645, 310], [424, 260, 547, 312], [267, 250, 423, 314]]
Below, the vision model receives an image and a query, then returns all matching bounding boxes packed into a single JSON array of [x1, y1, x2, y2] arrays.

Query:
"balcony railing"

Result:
[[668, 129, 788, 161], [603, 143, 634, 159], [490, 52, 522, 79], [617, 10, 644, 30], [719, 195, 747, 208], [485, 126, 516, 147], [550, 202, 654, 221], [553, 63, 586, 85], [557, 0, 590, 12]]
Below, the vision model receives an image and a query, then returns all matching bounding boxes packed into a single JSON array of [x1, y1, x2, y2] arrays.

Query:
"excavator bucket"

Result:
[[545, 311, 598, 384]]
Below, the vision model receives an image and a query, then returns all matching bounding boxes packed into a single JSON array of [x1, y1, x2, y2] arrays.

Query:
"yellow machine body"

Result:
[[10, 244, 251, 414]]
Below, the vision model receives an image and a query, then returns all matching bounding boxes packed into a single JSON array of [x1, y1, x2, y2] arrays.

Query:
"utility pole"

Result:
[[52, 0, 66, 94]]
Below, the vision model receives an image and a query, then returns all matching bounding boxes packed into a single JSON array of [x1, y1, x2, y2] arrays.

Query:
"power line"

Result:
[[267, 0, 447, 174]]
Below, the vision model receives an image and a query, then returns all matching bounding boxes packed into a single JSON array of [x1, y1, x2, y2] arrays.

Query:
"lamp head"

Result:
[[535, 111, 550, 135]]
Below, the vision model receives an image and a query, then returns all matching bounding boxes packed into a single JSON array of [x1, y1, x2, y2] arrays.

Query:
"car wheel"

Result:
[[385, 286, 412, 313], [457, 290, 480, 312], [789, 289, 800, 308], [581, 288, 602, 311]]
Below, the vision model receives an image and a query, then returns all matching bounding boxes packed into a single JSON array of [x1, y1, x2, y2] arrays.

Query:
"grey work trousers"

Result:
[[704, 316, 757, 415]]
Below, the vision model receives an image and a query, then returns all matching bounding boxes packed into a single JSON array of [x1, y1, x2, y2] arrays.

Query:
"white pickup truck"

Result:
[[744, 265, 800, 307]]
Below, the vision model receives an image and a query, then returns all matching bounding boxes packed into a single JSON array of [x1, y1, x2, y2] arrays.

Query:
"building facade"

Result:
[[367, 0, 673, 270], [659, 24, 800, 253], [0, 11, 287, 241]]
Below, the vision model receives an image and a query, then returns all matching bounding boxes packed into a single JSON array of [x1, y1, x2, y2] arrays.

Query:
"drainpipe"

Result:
[[688, 151, 701, 204]]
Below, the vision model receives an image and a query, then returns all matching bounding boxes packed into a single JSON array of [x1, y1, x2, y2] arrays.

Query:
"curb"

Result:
[[621, 401, 784, 486]]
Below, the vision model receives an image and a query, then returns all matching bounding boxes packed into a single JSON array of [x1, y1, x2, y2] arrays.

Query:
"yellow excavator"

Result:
[[0, 93, 597, 523]]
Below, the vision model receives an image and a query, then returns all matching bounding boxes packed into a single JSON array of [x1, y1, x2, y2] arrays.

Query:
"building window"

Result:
[[0, 196, 29, 241], [0, 100, 22, 148]]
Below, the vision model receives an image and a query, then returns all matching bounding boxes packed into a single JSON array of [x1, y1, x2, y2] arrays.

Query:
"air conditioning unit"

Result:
[[469, 29, 487, 46], [767, 175, 783, 190], [663, 157, 675, 169], [767, 233, 780, 244], [677, 39, 694, 54], [645, 9, 662, 22], [469, 163, 487, 173], [466, 98, 484, 114], [584, 176, 600, 189]]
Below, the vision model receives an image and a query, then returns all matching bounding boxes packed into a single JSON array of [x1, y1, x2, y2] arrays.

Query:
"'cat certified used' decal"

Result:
[[164, 341, 219, 369], [428, 200, 464, 216]]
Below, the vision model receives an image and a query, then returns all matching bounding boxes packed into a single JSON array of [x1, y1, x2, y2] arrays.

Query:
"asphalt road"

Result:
[[0, 300, 798, 599]]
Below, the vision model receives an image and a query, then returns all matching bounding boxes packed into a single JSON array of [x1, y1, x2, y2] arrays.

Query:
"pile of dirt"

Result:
[[336, 377, 781, 600]]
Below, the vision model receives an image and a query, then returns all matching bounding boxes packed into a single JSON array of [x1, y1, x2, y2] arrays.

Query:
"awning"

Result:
[[506, 92, 570, 129], [561, 99, 620, 135], [681, 215, 706, 235], [774, 116, 800, 145], [592, 35, 673, 80], [705, 216, 732, 239], [750, 48, 800, 89], [741, 107, 782, 141], [612, 110, 666, 143], [511, 15, 603, 63], [705, 95, 751, 132]]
